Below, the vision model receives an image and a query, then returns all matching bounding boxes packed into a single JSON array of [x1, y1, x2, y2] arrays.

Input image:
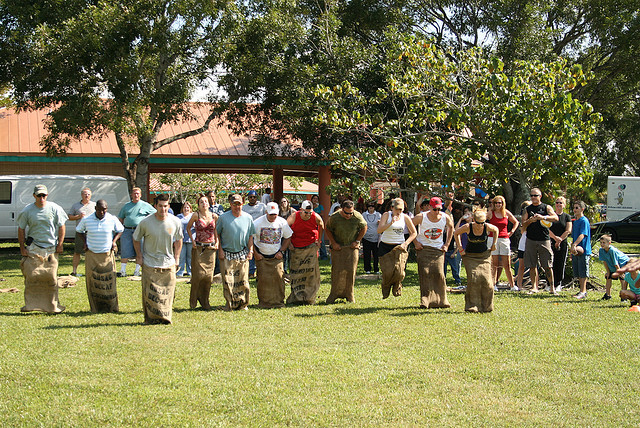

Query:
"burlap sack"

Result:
[[256, 256, 285, 308], [85, 250, 118, 313], [220, 258, 250, 310], [379, 245, 408, 299], [416, 246, 450, 308], [462, 250, 494, 313], [20, 253, 65, 313], [141, 264, 176, 324], [326, 246, 359, 303], [190, 246, 216, 309], [287, 245, 321, 305]]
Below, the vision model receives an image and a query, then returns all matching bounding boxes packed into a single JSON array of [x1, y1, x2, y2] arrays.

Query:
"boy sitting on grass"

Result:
[[598, 234, 629, 300], [619, 258, 640, 306]]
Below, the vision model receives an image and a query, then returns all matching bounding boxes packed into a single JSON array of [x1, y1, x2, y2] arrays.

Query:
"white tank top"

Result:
[[417, 213, 447, 248], [381, 212, 406, 244]]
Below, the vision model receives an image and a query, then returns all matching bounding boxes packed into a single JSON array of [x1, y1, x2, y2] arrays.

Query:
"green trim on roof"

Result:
[[0, 155, 328, 167]]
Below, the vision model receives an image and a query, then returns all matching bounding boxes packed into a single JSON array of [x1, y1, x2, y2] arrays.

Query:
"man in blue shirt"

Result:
[[216, 194, 255, 310]]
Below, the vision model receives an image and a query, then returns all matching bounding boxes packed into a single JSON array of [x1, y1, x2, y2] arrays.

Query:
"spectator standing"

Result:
[[118, 187, 156, 277], [176, 202, 194, 277], [362, 202, 381, 274], [68, 187, 96, 276], [571, 200, 591, 300], [548, 196, 572, 292]]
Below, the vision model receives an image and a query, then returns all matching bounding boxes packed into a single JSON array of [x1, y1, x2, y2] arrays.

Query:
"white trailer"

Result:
[[607, 176, 640, 221], [0, 175, 130, 240]]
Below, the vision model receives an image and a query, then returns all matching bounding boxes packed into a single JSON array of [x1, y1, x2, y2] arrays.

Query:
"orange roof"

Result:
[[0, 104, 259, 157]]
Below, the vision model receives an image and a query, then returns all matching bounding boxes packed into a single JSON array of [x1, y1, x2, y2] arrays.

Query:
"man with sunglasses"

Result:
[[17, 184, 69, 313], [521, 188, 559, 294], [325, 200, 367, 303]]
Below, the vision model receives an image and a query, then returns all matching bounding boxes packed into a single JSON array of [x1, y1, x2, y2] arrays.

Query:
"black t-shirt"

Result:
[[526, 203, 550, 241], [550, 212, 571, 240]]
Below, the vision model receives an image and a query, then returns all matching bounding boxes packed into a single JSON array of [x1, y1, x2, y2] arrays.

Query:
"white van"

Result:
[[0, 175, 130, 240]]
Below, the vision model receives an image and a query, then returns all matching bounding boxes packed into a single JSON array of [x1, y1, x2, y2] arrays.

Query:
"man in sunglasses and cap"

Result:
[[17, 184, 69, 313], [325, 199, 367, 303]]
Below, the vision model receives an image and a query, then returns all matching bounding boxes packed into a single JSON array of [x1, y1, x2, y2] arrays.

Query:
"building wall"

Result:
[[1, 162, 126, 177]]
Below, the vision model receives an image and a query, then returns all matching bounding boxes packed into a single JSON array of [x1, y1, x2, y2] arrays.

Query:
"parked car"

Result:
[[591, 210, 640, 243]]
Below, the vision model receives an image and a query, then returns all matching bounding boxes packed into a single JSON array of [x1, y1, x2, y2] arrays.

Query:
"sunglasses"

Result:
[[530, 194, 541, 197], [343, 211, 354, 216], [36, 194, 47, 198], [432, 208, 441, 211]]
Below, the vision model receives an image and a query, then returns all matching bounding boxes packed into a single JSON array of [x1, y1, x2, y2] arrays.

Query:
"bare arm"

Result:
[[56, 225, 65, 253], [454, 223, 470, 255], [488, 224, 499, 251], [247, 235, 254, 260], [315, 213, 325, 247], [112, 231, 123, 252], [377, 212, 391, 234], [173, 239, 183, 267], [324, 217, 339, 250], [403, 215, 417, 249], [18, 227, 28, 257], [134, 239, 143, 266], [506, 210, 519, 237]]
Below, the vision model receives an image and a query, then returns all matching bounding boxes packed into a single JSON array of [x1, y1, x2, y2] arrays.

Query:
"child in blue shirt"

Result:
[[620, 258, 640, 306], [598, 234, 629, 300]]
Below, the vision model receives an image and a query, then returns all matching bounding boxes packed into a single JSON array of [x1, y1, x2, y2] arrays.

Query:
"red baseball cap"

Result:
[[429, 197, 443, 209]]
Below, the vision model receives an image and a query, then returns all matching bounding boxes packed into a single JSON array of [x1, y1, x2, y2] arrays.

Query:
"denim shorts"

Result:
[[120, 228, 136, 259], [572, 254, 590, 278]]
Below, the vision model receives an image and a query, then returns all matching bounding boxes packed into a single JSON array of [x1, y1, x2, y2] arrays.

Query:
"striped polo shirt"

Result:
[[76, 212, 125, 253]]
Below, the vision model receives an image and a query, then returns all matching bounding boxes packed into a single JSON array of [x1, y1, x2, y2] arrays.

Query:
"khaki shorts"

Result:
[[74, 233, 85, 254], [524, 239, 553, 269], [491, 237, 511, 256]]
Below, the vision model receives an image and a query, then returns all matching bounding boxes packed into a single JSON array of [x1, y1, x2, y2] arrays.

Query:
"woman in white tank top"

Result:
[[376, 198, 417, 299], [377, 198, 417, 257]]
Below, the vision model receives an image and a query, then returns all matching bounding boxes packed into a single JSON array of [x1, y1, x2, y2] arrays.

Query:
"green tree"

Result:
[[0, 0, 231, 195], [315, 36, 601, 208]]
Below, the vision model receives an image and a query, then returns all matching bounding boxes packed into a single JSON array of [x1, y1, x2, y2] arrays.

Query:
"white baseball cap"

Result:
[[267, 202, 279, 214]]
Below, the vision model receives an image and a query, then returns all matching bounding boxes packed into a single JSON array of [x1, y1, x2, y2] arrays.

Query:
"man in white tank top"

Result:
[[412, 197, 455, 308]]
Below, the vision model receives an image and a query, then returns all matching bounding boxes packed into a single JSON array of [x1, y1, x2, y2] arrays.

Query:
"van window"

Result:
[[0, 181, 11, 204]]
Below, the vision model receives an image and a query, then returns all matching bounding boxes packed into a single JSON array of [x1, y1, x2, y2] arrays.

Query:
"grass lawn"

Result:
[[1, 242, 639, 426]]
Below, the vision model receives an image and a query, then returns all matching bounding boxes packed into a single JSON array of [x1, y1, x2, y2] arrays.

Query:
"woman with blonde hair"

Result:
[[487, 195, 519, 290], [377, 198, 417, 298], [455, 210, 499, 312]]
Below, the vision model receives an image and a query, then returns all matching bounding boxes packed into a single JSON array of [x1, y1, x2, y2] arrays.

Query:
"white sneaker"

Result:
[[544, 285, 551, 292], [556, 285, 563, 292], [510, 286, 519, 292], [574, 291, 587, 300]]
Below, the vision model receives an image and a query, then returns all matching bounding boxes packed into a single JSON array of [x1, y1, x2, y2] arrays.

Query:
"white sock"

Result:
[[120, 263, 127, 274], [134, 264, 141, 275]]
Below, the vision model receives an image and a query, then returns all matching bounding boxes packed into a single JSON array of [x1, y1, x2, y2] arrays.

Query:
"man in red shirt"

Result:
[[286, 200, 324, 304]]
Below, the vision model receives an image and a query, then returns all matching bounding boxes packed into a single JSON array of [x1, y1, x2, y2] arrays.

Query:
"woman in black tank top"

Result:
[[454, 210, 499, 313]]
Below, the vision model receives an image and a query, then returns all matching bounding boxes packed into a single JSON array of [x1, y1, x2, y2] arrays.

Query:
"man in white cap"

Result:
[[17, 184, 69, 313], [252, 202, 293, 308]]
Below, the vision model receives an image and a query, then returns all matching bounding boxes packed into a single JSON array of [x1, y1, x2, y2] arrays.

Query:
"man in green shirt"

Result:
[[325, 200, 367, 303]]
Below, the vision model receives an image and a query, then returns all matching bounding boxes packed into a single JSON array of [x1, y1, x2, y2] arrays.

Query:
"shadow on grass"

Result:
[[0, 310, 141, 317], [294, 305, 460, 317], [41, 321, 143, 329]]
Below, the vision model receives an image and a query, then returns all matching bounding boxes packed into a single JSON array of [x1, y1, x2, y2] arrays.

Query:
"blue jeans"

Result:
[[444, 249, 461, 284], [249, 258, 256, 275], [177, 242, 192, 276]]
